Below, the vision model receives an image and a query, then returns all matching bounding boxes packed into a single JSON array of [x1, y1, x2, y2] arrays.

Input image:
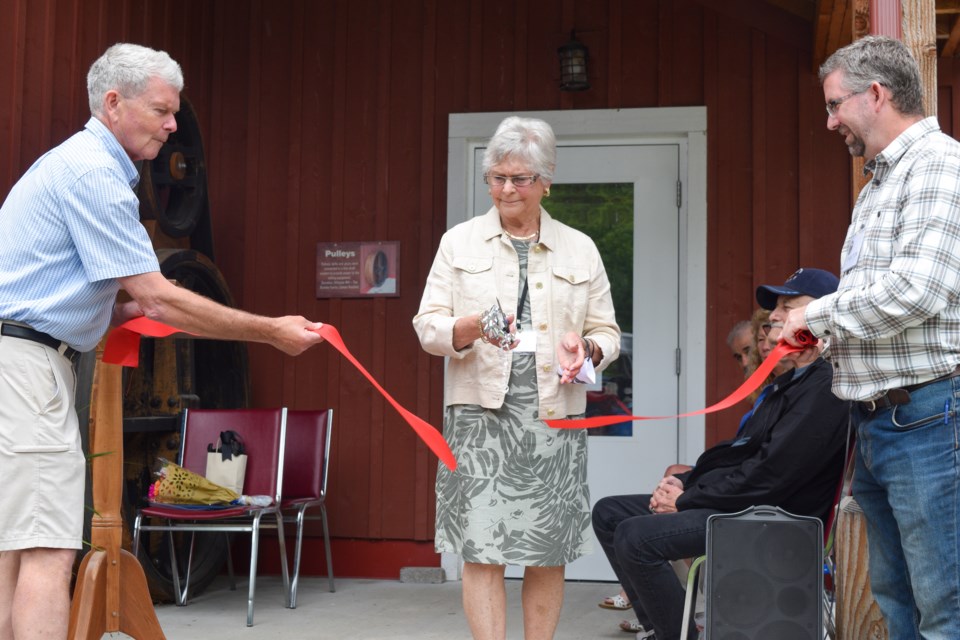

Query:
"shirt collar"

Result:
[[864, 116, 939, 180], [479, 206, 558, 248], [84, 117, 141, 188]]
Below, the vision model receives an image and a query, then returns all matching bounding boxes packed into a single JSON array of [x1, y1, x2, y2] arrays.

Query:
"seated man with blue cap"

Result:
[[592, 267, 849, 640]]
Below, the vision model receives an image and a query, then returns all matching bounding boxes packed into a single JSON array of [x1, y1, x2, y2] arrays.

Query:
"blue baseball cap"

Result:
[[756, 268, 840, 310]]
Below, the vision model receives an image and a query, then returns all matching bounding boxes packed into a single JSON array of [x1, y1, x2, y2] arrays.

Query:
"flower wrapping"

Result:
[[149, 458, 241, 505]]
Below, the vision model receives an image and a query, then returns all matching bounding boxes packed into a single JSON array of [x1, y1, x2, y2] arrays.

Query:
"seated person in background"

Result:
[[592, 267, 849, 640], [611, 313, 758, 629], [727, 319, 753, 377]]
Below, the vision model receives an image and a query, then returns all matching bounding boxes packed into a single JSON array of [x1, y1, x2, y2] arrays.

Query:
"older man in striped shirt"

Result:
[[782, 36, 960, 640], [0, 44, 324, 639]]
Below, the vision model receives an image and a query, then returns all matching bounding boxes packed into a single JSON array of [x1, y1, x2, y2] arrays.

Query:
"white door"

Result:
[[472, 144, 681, 581], [445, 107, 707, 583]]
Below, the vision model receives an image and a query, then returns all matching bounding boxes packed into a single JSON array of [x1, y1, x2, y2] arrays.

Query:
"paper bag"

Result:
[[206, 430, 247, 494]]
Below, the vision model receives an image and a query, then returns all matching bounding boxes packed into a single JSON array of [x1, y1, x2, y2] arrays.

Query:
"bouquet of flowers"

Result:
[[147, 458, 273, 508]]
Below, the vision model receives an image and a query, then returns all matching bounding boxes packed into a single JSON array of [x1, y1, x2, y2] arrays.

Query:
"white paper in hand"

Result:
[[556, 356, 596, 384]]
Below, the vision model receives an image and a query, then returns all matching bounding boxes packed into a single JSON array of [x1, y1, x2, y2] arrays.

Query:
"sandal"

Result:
[[598, 593, 632, 610], [619, 619, 648, 633]]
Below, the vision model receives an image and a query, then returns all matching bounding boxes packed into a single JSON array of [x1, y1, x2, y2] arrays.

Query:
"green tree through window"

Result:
[[547, 183, 633, 333], [547, 182, 634, 436]]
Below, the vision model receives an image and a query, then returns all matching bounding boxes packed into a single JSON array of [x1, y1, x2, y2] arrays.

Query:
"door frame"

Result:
[[444, 107, 707, 579]]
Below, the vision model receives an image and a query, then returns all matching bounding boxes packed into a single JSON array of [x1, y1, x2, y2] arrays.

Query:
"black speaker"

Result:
[[705, 505, 822, 640]]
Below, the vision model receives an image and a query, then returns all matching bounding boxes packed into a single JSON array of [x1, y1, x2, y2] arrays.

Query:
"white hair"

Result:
[[87, 43, 183, 116], [482, 116, 557, 181]]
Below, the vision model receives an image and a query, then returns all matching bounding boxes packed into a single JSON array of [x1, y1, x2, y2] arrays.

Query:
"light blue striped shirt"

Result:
[[0, 117, 160, 351]]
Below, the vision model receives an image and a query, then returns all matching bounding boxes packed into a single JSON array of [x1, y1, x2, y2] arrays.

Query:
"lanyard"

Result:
[[516, 277, 529, 331]]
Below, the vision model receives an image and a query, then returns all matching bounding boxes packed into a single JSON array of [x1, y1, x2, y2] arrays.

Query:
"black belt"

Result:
[[860, 365, 960, 413], [0, 323, 81, 364]]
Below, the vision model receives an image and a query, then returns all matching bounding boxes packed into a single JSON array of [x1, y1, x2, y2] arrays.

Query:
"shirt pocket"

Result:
[[550, 265, 591, 328], [452, 256, 495, 312]]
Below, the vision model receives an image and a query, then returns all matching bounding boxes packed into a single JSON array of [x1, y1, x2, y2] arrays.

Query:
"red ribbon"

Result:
[[545, 330, 818, 430], [102, 316, 190, 367], [311, 325, 456, 471], [102, 319, 457, 471]]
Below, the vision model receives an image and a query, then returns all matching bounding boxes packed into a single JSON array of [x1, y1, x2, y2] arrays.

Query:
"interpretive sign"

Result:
[[316, 241, 399, 298]]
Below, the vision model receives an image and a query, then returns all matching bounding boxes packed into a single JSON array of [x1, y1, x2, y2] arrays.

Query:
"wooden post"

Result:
[[67, 335, 165, 640], [835, 496, 888, 639], [901, 0, 938, 117]]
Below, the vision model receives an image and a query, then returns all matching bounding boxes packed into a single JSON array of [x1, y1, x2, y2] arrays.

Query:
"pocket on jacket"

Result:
[[550, 266, 590, 325], [453, 256, 494, 309]]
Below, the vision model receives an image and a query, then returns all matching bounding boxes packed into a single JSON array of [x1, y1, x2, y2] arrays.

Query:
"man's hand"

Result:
[[780, 305, 811, 347], [649, 477, 684, 514], [273, 317, 325, 355], [111, 300, 144, 327]]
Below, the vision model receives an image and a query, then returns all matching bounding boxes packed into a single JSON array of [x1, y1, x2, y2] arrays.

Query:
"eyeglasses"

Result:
[[825, 91, 863, 117], [484, 174, 540, 188]]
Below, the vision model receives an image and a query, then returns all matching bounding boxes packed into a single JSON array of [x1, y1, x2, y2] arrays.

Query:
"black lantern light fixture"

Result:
[[558, 30, 590, 91]]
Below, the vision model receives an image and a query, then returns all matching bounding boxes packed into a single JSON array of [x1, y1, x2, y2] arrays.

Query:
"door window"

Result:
[[549, 183, 634, 436]]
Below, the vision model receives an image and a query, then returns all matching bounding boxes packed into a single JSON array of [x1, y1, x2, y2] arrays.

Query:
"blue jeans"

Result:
[[592, 494, 718, 640], [854, 376, 960, 640]]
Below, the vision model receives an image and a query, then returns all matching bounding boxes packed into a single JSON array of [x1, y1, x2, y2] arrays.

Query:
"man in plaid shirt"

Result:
[[782, 36, 960, 639]]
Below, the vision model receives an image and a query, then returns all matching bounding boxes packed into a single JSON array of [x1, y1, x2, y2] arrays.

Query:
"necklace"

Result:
[[502, 228, 539, 241]]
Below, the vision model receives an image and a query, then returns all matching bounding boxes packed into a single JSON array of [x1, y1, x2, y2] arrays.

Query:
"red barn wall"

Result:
[[5, 0, 960, 576]]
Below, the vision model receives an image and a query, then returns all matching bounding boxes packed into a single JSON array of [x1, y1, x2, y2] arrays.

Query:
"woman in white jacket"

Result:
[[413, 115, 620, 640]]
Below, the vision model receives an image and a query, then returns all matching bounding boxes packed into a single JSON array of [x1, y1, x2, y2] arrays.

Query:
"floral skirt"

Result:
[[435, 352, 592, 566]]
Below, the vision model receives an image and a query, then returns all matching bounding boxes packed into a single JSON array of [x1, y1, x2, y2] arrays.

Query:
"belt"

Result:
[[0, 323, 81, 364], [860, 365, 960, 413]]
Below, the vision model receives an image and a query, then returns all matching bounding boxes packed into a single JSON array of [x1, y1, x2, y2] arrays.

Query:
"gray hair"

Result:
[[87, 43, 184, 116], [482, 116, 557, 181], [726, 320, 751, 347], [818, 35, 924, 117]]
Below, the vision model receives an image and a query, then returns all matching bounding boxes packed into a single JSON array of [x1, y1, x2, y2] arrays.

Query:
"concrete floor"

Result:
[[108, 576, 635, 640]]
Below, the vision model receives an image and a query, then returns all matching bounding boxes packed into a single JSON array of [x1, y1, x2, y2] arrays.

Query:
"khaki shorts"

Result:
[[0, 334, 84, 551]]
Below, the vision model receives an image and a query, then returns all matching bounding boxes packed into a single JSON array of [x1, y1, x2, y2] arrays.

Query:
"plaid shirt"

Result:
[[806, 117, 960, 401]]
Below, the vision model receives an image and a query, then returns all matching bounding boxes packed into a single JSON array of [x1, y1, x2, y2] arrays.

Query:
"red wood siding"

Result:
[[4, 0, 960, 569]]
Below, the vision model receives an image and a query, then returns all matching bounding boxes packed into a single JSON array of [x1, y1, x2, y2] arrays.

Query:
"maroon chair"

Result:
[[132, 408, 290, 627], [281, 409, 335, 608]]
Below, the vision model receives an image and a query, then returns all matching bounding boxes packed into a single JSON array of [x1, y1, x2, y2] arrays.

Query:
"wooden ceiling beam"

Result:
[[814, 0, 853, 67], [766, 0, 818, 20], [937, 0, 960, 14], [943, 14, 960, 55]]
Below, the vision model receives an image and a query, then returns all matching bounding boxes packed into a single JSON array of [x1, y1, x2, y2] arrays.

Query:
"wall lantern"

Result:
[[558, 30, 590, 91]]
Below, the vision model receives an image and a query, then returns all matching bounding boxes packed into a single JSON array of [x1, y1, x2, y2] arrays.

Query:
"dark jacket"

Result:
[[674, 358, 850, 523]]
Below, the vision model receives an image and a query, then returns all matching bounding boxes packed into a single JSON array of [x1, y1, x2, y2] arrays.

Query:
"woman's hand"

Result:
[[557, 331, 587, 384], [455, 312, 518, 351], [490, 313, 519, 350]]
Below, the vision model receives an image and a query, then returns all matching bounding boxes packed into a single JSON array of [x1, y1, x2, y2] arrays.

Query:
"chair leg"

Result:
[[320, 505, 335, 593], [247, 514, 262, 627], [132, 513, 143, 556], [225, 533, 236, 591], [823, 555, 837, 639], [289, 508, 306, 609], [681, 555, 706, 640], [274, 511, 290, 608], [167, 530, 185, 606], [180, 531, 199, 605]]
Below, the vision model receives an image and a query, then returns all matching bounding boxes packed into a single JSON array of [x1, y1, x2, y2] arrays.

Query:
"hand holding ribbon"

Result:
[[546, 330, 819, 430], [102, 318, 457, 471], [102, 316, 193, 367]]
